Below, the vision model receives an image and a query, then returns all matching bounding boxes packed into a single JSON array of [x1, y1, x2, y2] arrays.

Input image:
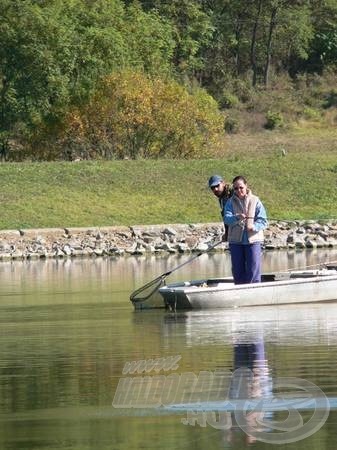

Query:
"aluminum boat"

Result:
[[158, 266, 337, 310]]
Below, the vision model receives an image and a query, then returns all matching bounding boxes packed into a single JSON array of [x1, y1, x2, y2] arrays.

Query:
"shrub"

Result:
[[224, 115, 240, 134], [220, 90, 240, 109], [302, 107, 321, 121], [295, 70, 337, 110], [323, 89, 337, 108], [50, 71, 225, 160], [217, 76, 254, 105], [264, 111, 284, 129]]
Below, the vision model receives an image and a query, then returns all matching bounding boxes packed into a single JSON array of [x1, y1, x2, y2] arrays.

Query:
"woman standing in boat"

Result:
[[224, 176, 268, 284]]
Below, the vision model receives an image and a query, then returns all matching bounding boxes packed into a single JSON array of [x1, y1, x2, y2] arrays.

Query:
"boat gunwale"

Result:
[[159, 273, 337, 295]]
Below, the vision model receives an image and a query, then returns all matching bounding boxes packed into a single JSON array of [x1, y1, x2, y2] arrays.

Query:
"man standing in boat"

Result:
[[224, 176, 268, 284], [208, 174, 233, 241]]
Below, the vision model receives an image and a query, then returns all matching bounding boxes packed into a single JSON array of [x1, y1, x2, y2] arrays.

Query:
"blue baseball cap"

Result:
[[208, 175, 223, 188]]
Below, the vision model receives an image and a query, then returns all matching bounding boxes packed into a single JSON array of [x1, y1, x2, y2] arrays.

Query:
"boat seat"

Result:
[[261, 274, 276, 282], [206, 279, 233, 285], [289, 270, 322, 278], [261, 273, 291, 282]]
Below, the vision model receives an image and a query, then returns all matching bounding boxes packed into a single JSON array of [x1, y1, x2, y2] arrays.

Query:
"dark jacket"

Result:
[[219, 184, 233, 241]]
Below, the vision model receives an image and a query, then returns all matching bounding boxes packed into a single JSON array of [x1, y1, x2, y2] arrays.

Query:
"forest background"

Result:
[[0, 0, 337, 228], [1, 0, 337, 161]]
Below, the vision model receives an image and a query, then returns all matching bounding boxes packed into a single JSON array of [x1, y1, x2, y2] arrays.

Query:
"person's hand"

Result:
[[236, 213, 246, 220], [246, 224, 255, 232]]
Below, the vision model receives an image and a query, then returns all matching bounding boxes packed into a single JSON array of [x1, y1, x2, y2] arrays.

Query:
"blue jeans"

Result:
[[229, 242, 262, 284]]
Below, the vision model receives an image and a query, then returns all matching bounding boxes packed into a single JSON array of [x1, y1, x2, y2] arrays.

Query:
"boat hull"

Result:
[[159, 271, 337, 310]]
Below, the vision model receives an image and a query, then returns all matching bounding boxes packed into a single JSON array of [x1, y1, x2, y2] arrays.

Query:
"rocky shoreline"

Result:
[[0, 220, 337, 261]]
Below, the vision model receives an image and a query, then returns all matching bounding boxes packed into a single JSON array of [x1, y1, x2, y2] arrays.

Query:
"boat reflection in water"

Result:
[[161, 302, 337, 347]]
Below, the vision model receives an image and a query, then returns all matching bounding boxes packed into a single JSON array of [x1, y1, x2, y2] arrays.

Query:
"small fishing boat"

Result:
[[158, 266, 337, 310]]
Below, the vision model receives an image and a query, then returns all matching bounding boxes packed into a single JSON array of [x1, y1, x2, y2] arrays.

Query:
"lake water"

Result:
[[1, 249, 337, 449]]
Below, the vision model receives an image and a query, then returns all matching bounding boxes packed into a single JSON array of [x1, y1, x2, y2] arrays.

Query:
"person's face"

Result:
[[211, 181, 225, 198], [233, 180, 247, 199]]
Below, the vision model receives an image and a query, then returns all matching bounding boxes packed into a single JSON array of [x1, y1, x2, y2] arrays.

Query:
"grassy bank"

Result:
[[1, 130, 336, 229]]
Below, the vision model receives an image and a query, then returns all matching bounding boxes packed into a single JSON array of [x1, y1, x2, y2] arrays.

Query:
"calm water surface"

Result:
[[1, 249, 337, 450]]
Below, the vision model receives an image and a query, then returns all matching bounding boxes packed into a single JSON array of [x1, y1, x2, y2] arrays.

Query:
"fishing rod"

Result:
[[267, 218, 337, 223], [285, 260, 337, 272], [130, 239, 223, 305], [242, 216, 337, 223]]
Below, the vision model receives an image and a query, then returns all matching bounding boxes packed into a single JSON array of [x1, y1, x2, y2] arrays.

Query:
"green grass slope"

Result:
[[1, 131, 336, 229]]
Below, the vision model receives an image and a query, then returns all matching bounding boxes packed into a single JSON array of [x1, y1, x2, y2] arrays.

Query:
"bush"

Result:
[[46, 71, 225, 159], [264, 111, 284, 129], [224, 115, 240, 134], [295, 70, 337, 110], [302, 107, 321, 121], [220, 90, 240, 109], [323, 89, 337, 108]]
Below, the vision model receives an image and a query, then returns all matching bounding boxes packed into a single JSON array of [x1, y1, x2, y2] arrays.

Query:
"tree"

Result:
[[199, 0, 314, 89], [0, 0, 76, 158], [305, 0, 337, 72], [137, 0, 214, 77], [122, 1, 175, 76], [0, 0, 128, 158], [250, 0, 264, 87], [0, 0, 178, 159]]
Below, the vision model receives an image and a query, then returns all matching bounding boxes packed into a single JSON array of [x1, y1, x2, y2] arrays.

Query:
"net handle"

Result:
[[129, 239, 223, 304]]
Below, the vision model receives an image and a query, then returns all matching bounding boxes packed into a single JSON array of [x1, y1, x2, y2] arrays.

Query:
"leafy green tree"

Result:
[[122, 1, 175, 75], [0, 0, 176, 160], [0, 0, 125, 158], [198, 0, 314, 90], [305, 0, 337, 71], [0, 0, 75, 158], [263, 1, 313, 84], [138, 0, 214, 76]]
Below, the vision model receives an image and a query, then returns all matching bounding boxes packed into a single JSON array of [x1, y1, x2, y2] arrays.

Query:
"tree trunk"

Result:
[[234, 13, 244, 75], [264, 6, 278, 87], [250, 0, 263, 87]]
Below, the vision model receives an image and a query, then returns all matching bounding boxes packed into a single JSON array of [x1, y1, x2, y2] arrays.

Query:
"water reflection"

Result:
[[157, 302, 337, 350], [0, 250, 337, 449], [0, 248, 337, 306], [227, 332, 272, 445]]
